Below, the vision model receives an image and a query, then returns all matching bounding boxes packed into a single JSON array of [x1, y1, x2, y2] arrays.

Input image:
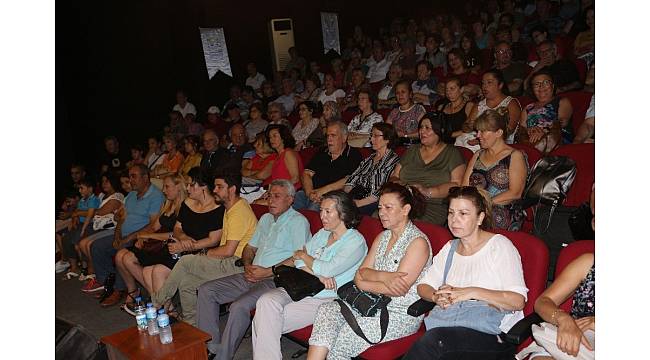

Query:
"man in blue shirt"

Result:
[[197, 179, 311, 360], [83, 164, 164, 307]]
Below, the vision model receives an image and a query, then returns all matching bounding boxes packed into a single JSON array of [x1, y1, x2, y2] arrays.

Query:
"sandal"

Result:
[[123, 289, 141, 307], [79, 273, 95, 282], [63, 271, 79, 280]]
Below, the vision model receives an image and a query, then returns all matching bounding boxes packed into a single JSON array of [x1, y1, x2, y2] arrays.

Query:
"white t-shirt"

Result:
[[318, 89, 346, 104], [245, 72, 266, 91], [92, 192, 126, 230], [172, 102, 197, 118], [272, 94, 296, 114], [419, 234, 528, 333], [365, 56, 392, 83]]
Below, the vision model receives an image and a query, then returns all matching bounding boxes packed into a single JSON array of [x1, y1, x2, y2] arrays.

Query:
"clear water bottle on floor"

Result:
[[134, 297, 147, 332], [157, 309, 173, 344], [146, 303, 159, 335]]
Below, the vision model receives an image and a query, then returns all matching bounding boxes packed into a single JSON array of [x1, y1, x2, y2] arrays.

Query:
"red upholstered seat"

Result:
[[550, 144, 594, 207], [299, 146, 319, 166], [250, 204, 268, 220], [412, 220, 452, 255], [288, 112, 301, 127], [377, 108, 393, 120], [560, 91, 592, 134], [357, 215, 385, 248], [358, 147, 373, 159], [516, 95, 535, 109], [369, 81, 384, 96], [298, 209, 323, 235], [510, 143, 542, 169], [555, 240, 594, 311], [394, 146, 407, 157], [572, 58, 588, 84], [341, 110, 357, 125], [455, 145, 474, 163]]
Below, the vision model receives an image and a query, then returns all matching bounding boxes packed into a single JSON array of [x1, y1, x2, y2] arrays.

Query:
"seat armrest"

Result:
[[503, 313, 543, 345], [407, 298, 435, 317]]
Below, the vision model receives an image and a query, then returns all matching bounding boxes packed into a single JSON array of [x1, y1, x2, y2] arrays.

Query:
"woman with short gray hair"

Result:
[[251, 190, 367, 360]]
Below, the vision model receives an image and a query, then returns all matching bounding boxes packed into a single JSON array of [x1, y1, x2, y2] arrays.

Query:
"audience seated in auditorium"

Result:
[[273, 78, 297, 115], [524, 40, 581, 94], [517, 69, 573, 154], [62, 174, 124, 279], [494, 41, 530, 96], [179, 135, 202, 181], [442, 48, 481, 99], [411, 60, 439, 106], [437, 77, 475, 145], [114, 173, 187, 314], [152, 135, 184, 180], [252, 190, 368, 360], [243, 102, 268, 143], [99, 135, 129, 174], [172, 89, 197, 119], [397, 39, 419, 81], [199, 129, 221, 174], [318, 73, 346, 106], [83, 164, 165, 307], [347, 88, 383, 148], [197, 179, 311, 360], [341, 67, 367, 112], [185, 113, 204, 137], [404, 185, 527, 359], [266, 102, 291, 128], [321, 100, 342, 126], [377, 63, 403, 109], [294, 121, 362, 211], [365, 44, 392, 84], [126, 144, 145, 169], [285, 46, 307, 76], [292, 101, 324, 151], [294, 74, 322, 107], [240, 133, 277, 203], [390, 114, 465, 225], [464, 109, 527, 231], [152, 170, 256, 325], [222, 84, 248, 119], [419, 34, 447, 71], [222, 103, 244, 139], [260, 80, 279, 110], [459, 32, 482, 73], [308, 182, 432, 359], [386, 80, 426, 141], [309, 61, 325, 85], [524, 253, 595, 359], [245, 62, 266, 93], [258, 125, 303, 194], [574, 6, 595, 59], [330, 58, 346, 89], [144, 137, 165, 172], [345, 122, 400, 215]]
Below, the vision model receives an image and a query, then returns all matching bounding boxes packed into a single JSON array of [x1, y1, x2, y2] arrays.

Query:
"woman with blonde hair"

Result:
[[114, 173, 187, 313]]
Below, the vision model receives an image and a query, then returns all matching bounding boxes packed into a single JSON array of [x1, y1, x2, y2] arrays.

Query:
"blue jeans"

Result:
[[292, 190, 321, 211], [90, 234, 132, 291]]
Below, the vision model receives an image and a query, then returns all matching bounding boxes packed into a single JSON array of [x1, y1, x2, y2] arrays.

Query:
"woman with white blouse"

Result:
[[347, 89, 384, 148], [292, 101, 323, 151], [318, 73, 346, 105]]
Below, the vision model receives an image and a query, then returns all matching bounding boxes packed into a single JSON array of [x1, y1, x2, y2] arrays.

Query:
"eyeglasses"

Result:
[[495, 49, 510, 55], [532, 79, 553, 89]]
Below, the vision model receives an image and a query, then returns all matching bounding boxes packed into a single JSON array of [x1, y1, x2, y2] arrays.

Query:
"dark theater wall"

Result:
[[56, 0, 451, 201]]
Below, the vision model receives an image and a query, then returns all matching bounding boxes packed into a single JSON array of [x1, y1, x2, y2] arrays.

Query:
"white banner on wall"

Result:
[[199, 27, 233, 79], [320, 12, 340, 55]]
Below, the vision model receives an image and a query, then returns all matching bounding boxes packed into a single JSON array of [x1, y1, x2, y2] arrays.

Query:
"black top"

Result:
[[99, 149, 129, 172], [177, 202, 225, 241], [159, 212, 178, 233], [441, 106, 468, 144], [545, 59, 580, 89], [307, 145, 363, 189]]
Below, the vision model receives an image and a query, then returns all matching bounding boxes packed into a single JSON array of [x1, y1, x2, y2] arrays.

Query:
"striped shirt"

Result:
[[345, 149, 400, 198]]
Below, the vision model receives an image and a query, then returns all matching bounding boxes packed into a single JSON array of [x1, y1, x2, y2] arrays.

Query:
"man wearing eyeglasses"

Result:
[[494, 41, 529, 96], [524, 40, 581, 94]]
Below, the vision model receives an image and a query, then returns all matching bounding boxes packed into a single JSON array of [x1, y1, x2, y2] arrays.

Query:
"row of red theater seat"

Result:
[[248, 204, 594, 359]]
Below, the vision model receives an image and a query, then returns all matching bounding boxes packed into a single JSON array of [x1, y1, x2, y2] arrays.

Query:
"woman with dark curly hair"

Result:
[[262, 125, 304, 191]]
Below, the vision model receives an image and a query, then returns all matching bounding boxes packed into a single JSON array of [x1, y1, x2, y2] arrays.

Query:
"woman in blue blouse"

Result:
[[251, 190, 368, 360]]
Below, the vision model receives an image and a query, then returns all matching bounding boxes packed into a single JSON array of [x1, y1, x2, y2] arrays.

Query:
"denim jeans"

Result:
[[403, 326, 515, 360], [292, 190, 321, 211]]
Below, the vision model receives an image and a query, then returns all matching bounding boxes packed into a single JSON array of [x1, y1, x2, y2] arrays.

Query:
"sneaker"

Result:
[[63, 271, 80, 280], [55, 260, 70, 273], [81, 278, 104, 293], [79, 273, 96, 282]]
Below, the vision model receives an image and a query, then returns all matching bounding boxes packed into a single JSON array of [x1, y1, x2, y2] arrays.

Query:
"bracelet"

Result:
[[551, 308, 565, 326]]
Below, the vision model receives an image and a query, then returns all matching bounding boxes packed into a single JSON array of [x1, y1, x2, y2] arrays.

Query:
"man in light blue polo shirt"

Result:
[[85, 164, 164, 307], [196, 179, 311, 360]]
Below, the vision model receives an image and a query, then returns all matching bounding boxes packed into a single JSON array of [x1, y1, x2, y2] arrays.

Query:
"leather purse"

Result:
[[335, 280, 392, 344], [272, 265, 325, 302]]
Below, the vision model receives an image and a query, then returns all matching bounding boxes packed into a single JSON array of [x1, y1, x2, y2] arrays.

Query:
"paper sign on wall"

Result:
[[320, 12, 340, 55], [199, 27, 233, 79]]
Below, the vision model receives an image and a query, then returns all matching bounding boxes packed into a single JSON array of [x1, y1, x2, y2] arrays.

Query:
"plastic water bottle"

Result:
[[134, 297, 147, 332], [157, 309, 173, 344], [146, 303, 159, 335]]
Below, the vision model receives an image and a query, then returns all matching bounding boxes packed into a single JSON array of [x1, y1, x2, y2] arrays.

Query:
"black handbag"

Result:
[[335, 281, 392, 344], [568, 202, 595, 240], [272, 265, 325, 302], [514, 155, 577, 234]]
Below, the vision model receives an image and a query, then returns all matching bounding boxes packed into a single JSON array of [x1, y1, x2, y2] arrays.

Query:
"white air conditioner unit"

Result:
[[268, 18, 295, 72]]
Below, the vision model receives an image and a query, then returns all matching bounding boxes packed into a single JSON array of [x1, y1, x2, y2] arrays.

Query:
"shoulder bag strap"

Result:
[[442, 239, 460, 284], [334, 299, 388, 345]]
